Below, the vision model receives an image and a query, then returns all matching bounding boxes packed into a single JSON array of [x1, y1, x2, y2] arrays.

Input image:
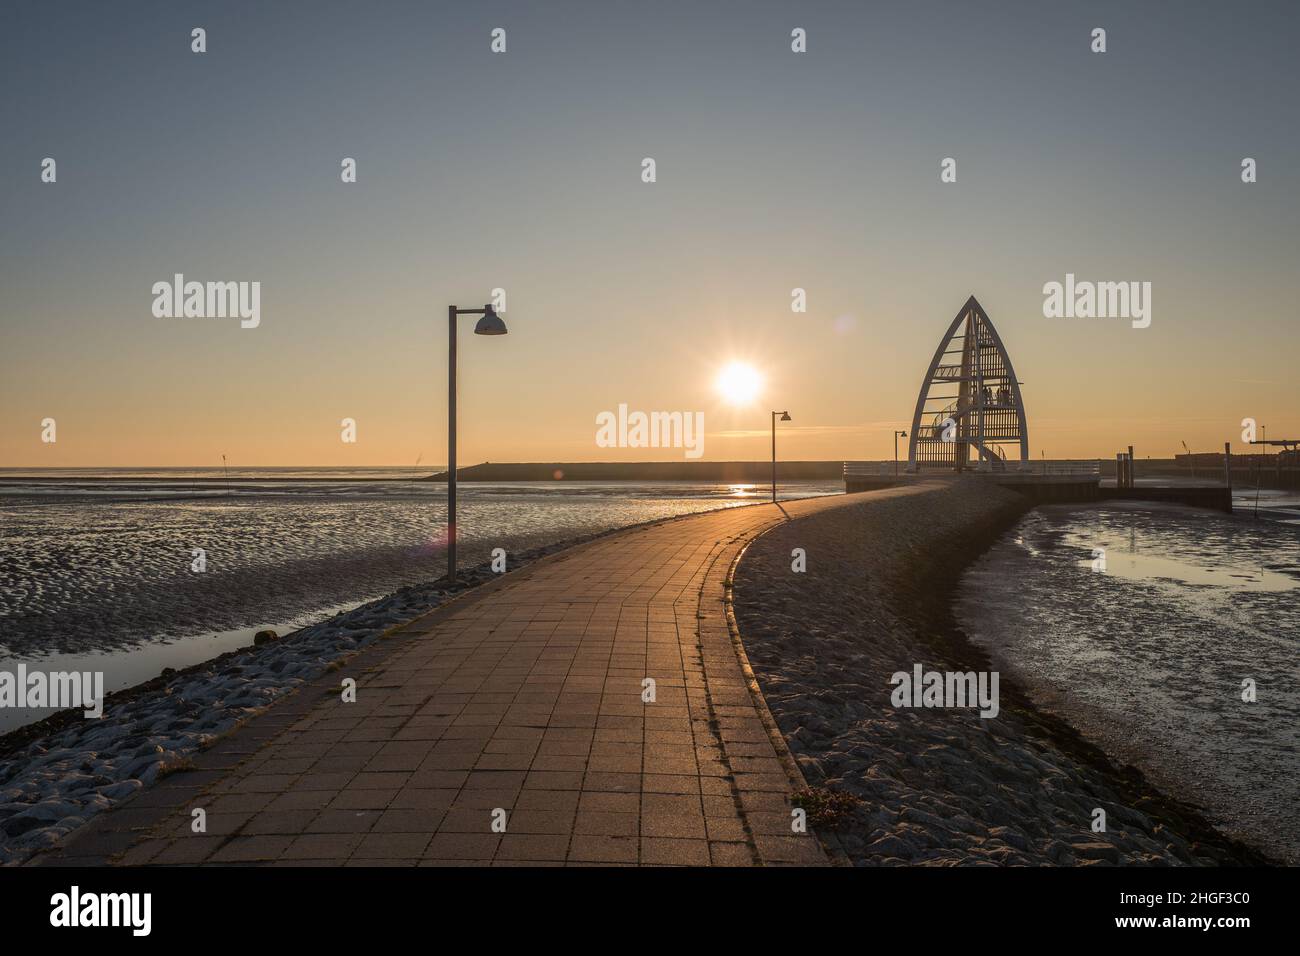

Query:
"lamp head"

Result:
[[779, 411, 791, 422], [474, 305, 508, 335]]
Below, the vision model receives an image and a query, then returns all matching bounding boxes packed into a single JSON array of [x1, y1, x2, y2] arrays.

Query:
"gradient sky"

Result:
[[2, 0, 1297, 467]]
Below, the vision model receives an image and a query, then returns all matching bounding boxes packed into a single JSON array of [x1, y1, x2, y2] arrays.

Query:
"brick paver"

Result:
[[39, 491, 893, 867]]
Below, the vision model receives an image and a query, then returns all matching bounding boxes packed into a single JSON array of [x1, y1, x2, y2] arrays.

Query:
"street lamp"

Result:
[[446, 303, 508, 582], [771, 410, 791, 503], [894, 430, 908, 477]]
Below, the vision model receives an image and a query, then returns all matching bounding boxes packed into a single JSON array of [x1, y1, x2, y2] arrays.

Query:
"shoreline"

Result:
[[0, 463, 846, 483], [732, 482, 1275, 866], [918, 510, 1276, 866], [955, 499, 1299, 863]]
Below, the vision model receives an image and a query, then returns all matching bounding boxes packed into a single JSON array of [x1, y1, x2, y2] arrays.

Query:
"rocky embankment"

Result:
[[733, 480, 1268, 866]]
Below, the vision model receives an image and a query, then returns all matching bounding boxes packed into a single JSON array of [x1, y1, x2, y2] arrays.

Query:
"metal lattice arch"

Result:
[[907, 296, 1029, 473]]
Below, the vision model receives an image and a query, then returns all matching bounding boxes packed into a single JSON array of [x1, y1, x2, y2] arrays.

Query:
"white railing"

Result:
[[843, 459, 1102, 478], [843, 461, 898, 477], [1028, 459, 1102, 476]]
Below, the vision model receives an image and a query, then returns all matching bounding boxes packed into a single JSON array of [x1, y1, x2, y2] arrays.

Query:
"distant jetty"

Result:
[[423, 461, 845, 482]]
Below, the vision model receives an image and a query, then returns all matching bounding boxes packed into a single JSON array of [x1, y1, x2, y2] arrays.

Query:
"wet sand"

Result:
[[957, 501, 1299, 863]]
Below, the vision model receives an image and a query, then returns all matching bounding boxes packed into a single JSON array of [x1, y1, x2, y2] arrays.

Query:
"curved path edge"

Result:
[[723, 530, 854, 865]]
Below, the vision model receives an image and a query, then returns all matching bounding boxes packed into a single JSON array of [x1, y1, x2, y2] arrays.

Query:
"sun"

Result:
[[715, 361, 762, 405]]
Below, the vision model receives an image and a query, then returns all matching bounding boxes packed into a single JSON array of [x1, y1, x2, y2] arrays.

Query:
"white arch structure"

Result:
[[906, 296, 1029, 473]]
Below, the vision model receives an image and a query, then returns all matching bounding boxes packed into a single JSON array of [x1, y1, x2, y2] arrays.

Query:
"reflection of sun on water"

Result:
[[728, 484, 758, 497]]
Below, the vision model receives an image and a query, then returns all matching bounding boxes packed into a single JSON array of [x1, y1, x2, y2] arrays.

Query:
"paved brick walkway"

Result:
[[41, 493, 867, 867]]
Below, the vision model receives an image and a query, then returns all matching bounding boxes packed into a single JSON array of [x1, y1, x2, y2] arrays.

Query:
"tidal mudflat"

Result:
[[958, 501, 1300, 863]]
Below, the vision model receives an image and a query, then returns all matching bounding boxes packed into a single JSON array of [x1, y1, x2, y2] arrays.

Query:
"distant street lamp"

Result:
[[446, 304, 508, 582], [894, 430, 908, 477], [771, 411, 791, 503]]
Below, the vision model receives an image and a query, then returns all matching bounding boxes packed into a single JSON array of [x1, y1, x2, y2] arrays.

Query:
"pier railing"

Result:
[[842, 459, 1234, 511], [843, 461, 901, 477], [843, 460, 1101, 478], [1027, 459, 1101, 476]]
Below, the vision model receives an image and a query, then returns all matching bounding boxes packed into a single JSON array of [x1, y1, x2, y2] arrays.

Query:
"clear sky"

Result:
[[2, 0, 1297, 467]]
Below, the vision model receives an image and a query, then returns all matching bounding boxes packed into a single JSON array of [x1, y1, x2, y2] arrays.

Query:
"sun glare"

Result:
[[715, 361, 762, 405]]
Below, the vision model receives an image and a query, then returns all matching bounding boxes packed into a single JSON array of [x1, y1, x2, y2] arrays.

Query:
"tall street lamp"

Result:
[[894, 429, 908, 477], [771, 410, 791, 503], [446, 303, 508, 582]]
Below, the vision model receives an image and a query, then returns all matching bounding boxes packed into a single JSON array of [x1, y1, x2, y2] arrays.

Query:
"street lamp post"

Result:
[[894, 430, 908, 477], [771, 410, 791, 503], [446, 303, 508, 582]]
